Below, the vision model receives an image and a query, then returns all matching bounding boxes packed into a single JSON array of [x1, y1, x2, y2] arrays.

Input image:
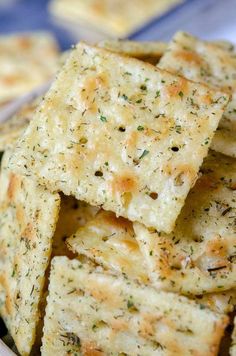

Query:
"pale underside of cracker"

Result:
[[49, 0, 181, 37], [97, 40, 167, 64], [196, 289, 236, 315], [158, 31, 236, 157], [67, 210, 149, 283], [211, 127, 236, 158], [10, 43, 229, 233], [0, 147, 60, 355], [134, 150, 236, 295], [42, 256, 228, 356], [0, 32, 59, 104], [0, 96, 41, 152]]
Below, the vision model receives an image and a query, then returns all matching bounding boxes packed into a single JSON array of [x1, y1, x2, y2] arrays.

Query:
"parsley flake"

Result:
[[99, 115, 107, 122], [139, 149, 149, 159], [137, 125, 144, 131], [127, 299, 134, 309]]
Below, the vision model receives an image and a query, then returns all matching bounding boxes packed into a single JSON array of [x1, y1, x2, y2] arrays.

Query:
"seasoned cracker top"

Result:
[[10, 43, 229, 233]]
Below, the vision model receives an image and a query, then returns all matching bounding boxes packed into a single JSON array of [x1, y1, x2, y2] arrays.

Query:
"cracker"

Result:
[[134, 150, 236, 295], [53, 195, 99, 257], [0, 96, 41, 151], [49, 0, 181, 38], [0, 147, 60, 355], [10, 43, 229, 233], [97, 40, 167, 64], [211, 127, 236, 158], [67, 210, 149, 283], [30, 197, 97, 354], [196, 289, 236, 314], [158, 31, 236, 157], [67, 209, 236, 312], [41, 256, 228, 356], [0, 32, 59, 104], [67, 210, 236, 311]]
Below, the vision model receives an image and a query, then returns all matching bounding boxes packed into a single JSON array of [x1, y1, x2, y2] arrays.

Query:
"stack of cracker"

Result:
[[0, 33, 236, 356]]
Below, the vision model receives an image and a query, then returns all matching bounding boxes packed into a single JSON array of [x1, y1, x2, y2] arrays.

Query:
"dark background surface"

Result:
[[0, 0, 73, 50], [0, 0, 235, 50]]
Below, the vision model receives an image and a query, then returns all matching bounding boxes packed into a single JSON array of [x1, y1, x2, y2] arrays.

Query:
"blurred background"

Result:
[[0, 0, 235, 50]]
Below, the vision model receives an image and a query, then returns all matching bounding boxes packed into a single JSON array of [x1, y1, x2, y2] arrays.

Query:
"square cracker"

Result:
[[0, 32, 59, 104], [10, 43, 229, 233], [49, 0, 181, 38], [211, 127, 236, 158], [41, 256, 228, 356], [97, 40, 167, 64], [0, 96, 41, 152], [134, 150, 236, 295], [30, 196, 98, 355], [158, 31, 236, 157], [0, 147, 60, 355], [67, 210, 149, 283], [98, 39, 233, 66]]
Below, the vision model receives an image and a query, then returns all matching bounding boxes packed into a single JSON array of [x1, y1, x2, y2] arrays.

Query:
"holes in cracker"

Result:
[[118, 126, 126, 132], [171, 146, 179, 152], [149, 192, 158, 200], [95, 170, 103, 177]]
